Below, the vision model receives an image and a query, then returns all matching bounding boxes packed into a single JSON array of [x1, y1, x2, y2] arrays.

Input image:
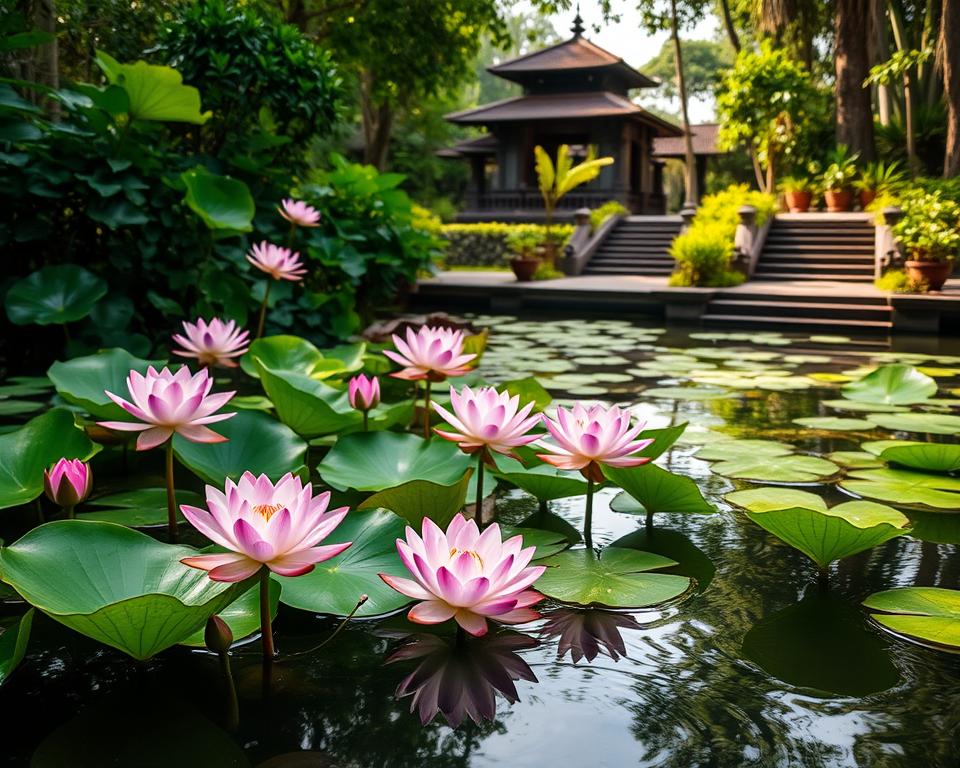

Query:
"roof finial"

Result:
[[571, 4, 584, 37]]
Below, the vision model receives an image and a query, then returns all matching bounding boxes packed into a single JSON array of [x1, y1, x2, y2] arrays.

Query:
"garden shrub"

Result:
[[439, 223, 573, 267], [589, 200, 628, 230], [875, 269, 928, 294]]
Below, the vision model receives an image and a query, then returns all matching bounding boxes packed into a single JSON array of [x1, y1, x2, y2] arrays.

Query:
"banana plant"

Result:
[[534, 144, 614, 255]]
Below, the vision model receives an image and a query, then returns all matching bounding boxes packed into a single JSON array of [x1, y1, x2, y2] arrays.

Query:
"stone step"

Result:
[[724, 291, 887, 306], [708, 299, 892, 320], [750, 271, 874, 281], [701, 313, 893, 331], [583, 265, 674, 275]]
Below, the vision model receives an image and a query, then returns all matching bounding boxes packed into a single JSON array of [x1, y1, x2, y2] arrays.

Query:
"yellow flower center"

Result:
[[449, 547, 484, 567], [253, 502, 283, 521]]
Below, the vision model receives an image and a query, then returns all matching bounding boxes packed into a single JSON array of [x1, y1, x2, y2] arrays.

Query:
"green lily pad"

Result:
[[0, 408, 100, 510], [500, 376, 552, 412], [842, 364, 937, 405], [712, 454, 839, 483], [744, 502, 910, 568], [276, 508, 411, 618], [5, 265, 107, 326], [96, 50, 211, 123], [47, 348, 166, 420], [0, 521, 249, 659], [822, 400, 907, 413], [358, 472, 472, 530], [180, 580, 280, 648], [535, 547, 691, 608], [825, 451, 885, 469], [318, 431, 470, 492], [0, 399, 44, 417], [0, 609, 33, 686], [492, 454, 588, 501], [635, 422, 688, 460], [867, 412, 960, 435], [792, 417, 876, 431], [841, 468, 960, 510], [694, 440, 794, 462], [182, 167, 254, 232], [603, 464, 714, 516], [863, 587, 960, 652], [726, 487, 827, 513], [240, 335, 356, 380], [173, 409, 306, 486], [861, 440, 960, 472], [643, 386, 730, 401], [500, 525, 571, 560], [255, 361, 361, 437], [611, 528, 715, 589], [906, 511, 960, 544], [79, 487, 202, 527]]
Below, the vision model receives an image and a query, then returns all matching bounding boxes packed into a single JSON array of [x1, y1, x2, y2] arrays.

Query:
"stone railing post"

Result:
[[875, 206, 904, 279], [733, 205, 758, 275], [679, 203, 697, 232], [559, 207, 594, 275]]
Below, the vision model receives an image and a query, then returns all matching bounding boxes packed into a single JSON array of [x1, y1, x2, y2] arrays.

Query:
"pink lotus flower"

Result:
[[180, 472, 351, 582], [99, 366, 236, 451], [383, 325, 476, 382], [278, 198, 321, 228], [348, 374, 380, 412], [43, 458, 92, 508], [247, 241, 307, 282], [537, 403, 652, 482], [380, 514, 545, 637], [172, 317, 250, 368], [432, 385, 541, 459]]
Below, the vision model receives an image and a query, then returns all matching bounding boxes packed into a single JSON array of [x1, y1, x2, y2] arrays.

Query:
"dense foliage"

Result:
[[440, 223, 574, 267]]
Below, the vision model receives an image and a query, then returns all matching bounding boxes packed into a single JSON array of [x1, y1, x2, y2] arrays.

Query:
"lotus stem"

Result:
[[817, 566, 830, 593], [219, 651, 239, 732], [475, 453, 485, 527], [645, 509, 653, 530], [362, 410, 369, 432], [61, 323, 71, 346], [35, 499, 44, 526], [423, 380, 432, 440], [287, 220, 297, 250], [63, 504, 75, 520], [165, 440, 178, 543], [260, 567, 275, 660], [584, 478, 594, 550], [256, 281, 272, 340]]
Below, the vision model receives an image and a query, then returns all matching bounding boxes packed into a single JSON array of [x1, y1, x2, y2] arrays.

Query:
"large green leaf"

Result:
[[603, 464, 715, 515], [866, 412, 960, 435], [358, 472, 472, 529], [694, 439, 794, 462], [500, 525, 571, 560], [79, 487, 200, 527], [726, 487, 827, 513], [5, 265, 107, 326], [318, 431, 470, 492], [180, 580, 280, 648], [500, 376, 552, 412], [841, 364, 936, 405], [535, 547, 691, 608], [611, 528, 715, 589], [792, 416, 876, 431], [276, 508, 411, 618], [0, 521, 249, 659], [635, 422, 688, 461], [255, 361, 361, 437], [711, 454, 839, 483], [173, 409, 306, 485], [181, 167, 254, 232], [47, 348, 166, 419], [863, 587, 960, 651], [240, 335, 353, 379], [95, 50, 211, 124], [0, 408, 100, 510], [492, 453, 588, 501], [862, 440, 960, 472], [841, 468, 960, 510], [744, 502, 910, 568], [0, 609, 33, 686]]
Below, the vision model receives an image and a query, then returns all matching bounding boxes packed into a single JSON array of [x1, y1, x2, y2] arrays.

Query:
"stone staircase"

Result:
[[702, 291, 893, 333], [753, 214, 875, 281], [582, 216, 681, 276]]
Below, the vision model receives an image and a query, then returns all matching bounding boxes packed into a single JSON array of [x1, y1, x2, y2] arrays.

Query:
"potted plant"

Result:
[[779, 176, 817, 212], [820, 145, 859, 212], [891, 190, 960, 291], [855, 160, 906, 209], [506, 229, 543, 282]]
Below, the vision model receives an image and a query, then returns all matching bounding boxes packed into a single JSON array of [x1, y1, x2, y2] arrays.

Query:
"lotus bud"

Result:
[[43, 458, 92, 508], [205, 615, 234, 655], [348, 374, 380, 412]]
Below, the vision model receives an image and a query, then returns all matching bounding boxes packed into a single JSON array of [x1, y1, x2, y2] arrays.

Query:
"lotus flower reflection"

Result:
[[541, 608, 643, 663], [380, 514, 545, 637], [278, 198, 321, 228], [172, 317, 250, 368], [43, 458, 92, 515]]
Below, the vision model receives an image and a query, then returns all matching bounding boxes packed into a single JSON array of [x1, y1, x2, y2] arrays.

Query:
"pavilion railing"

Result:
[[467, 189, 666, 215]]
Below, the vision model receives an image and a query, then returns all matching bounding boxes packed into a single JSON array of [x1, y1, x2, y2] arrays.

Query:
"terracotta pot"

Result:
[[824, 188, 853, 212], [510, 256, 542, 282], [784, 190, 813, 213], [858, 189, 876, 209], [905, 259, 954, 291]]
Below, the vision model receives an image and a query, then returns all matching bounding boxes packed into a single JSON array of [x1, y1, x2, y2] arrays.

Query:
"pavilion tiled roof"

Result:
[[435, 134, 499, 158], [652, 123, 721, 157]]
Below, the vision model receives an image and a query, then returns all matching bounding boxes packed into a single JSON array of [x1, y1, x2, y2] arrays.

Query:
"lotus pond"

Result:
[[2, 315, 960, 768]]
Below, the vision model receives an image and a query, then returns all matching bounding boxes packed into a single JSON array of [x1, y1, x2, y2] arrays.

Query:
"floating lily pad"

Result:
[[173, 409, 306, 486], [864, 587, 960, 652], [79, 487, 201, 527], [861, 440, 960, 472], [5, 265, 107, 326], [842, 364, 937, 405], [906, 511, 960, 544], [358, 473, 472, 529], [841, 468, 960, 510], [276, 508, 411, 618], [726, 487, 826, 513], [694, 440, 794, 462], [713, 454, 839, 483], [47, 348, 166, 420], [318, 431, 470, 492], [500, 525, 570, 560], [792, 417, 876, 431], [825, 451, 885, 469], [536, 547, 691, 608], [0, 609, 33, 686], [807, 372, 853, 383], [603, 464, 714, 516], [240, 335, 356, 380], [255, 361, 361, 437], [611, 528, 715, 589], [643, 386, 730, 401], [0, 521, 248, 659], [867, 412, 960, 435], [500, 376, 552, 412], [180, 580, 280, 647], [822, 400, 907, 414], [0, 399, 44, 416], [492, 454, 588, 501], [0, 408, 100, 510]]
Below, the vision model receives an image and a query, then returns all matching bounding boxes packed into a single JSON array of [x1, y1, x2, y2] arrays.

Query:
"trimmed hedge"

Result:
[[440, 223, 574, 266]]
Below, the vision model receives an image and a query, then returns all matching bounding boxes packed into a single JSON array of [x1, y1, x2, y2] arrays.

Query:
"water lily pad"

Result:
[[536, 548, 691, 608], [808, 372, 853, 383], [745, 501, 910, 568], [726, 487, 827, 513], [318, 431, 470, 492], [47, 348, 166, 420], [643, 386, 730, 401], [841, 468, 960, 510], [240, 335, 356, 380], [695, 440, 794, 462], [863, 587, 960, 652], [255, 361, 361, 437], [358, 473, 472, 529], [822, 400, 907, 413], [180, 580, 280, 647], [611, 528, 715, 589], [0, 521, 248, 659], [500, 376, 552, 411], [861, 440, 960, 472], [276, 508, 411, 618], [635, 422, 688, 460], [842, 364, 937, 405], [906, 511, 960, 544], [0, 408, 100, 510], [492, 454, 588, 501], [173, 409, 306, 485], [866, 412, 960, 435], [711, 454, 839, 483], [500, 525, 570, 559], [603, 464, 714, 515], [79, 487, 201, 527], [0, 609, 33, 686], [5, 265, 107, 326], [792, 417, 876, 431], [825, 451, 885, 469]]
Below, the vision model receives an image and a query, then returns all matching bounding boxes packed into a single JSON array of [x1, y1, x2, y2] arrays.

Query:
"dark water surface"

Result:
[[3, 316, 960, 768]]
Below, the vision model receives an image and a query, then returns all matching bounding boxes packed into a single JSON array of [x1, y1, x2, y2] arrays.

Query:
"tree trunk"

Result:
[[359, 70, 394, 170], [904, 70, 917, 174], [718, 0, 741, 53], [941, 0, 960, 176], [13, 0, 59, 117], [869, 0, 891, 125], [834, 0, 876, 161], [669, 0, 697, 206]]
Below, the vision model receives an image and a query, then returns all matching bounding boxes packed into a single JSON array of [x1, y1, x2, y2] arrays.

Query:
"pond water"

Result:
[[3, 316, 960, 768]]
